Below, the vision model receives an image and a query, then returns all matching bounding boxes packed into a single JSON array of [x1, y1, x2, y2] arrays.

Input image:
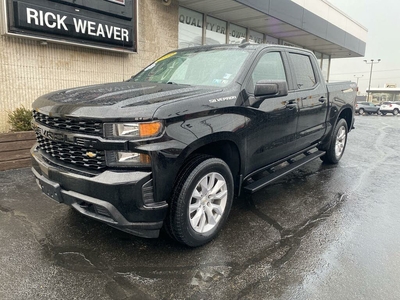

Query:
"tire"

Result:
[[381, 112, 387, 116], [359, 108, 364, 115], [393, 109, 399, 116], [321, 119, 348, 164], [166, 156, 234, 247]]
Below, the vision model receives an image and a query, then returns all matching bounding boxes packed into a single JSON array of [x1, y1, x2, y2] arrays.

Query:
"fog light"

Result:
[[118, 152, 140, 162]]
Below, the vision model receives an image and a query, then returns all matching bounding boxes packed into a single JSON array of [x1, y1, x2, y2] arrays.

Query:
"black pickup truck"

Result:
[[31, 44, 356, 247]]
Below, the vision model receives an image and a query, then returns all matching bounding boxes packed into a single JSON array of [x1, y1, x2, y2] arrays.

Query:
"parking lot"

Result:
[[1, 115, 400, 300]]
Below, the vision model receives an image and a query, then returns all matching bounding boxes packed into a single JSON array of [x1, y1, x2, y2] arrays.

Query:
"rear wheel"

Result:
[[381, 112, 387, 115], [321, 119, 348, 164], [166, 156, 234, 247], [359, 108, 364, 115], [393, 109, 399, 115]]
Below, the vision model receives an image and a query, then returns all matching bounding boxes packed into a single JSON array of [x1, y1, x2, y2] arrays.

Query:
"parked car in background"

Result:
[[379, 101, 400, 115], [355, 102, 380, 115]]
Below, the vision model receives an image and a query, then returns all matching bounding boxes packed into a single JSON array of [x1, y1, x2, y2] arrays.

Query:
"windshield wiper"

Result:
[[166, 82, 191, 86]]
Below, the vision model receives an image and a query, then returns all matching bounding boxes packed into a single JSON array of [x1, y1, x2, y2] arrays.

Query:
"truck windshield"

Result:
[[130, 48, 251, 87]]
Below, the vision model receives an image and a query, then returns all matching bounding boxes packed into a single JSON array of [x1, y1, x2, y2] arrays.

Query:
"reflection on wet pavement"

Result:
[[1, 116, 400, 300]]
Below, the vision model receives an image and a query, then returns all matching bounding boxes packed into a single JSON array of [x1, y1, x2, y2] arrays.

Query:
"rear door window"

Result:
[[289, 53, 317, 90]]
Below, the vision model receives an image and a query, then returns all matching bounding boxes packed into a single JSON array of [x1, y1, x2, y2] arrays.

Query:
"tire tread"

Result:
[[163, 154, 211, 241], [321, 118, 348, 164], [166, 155, 233, 247]]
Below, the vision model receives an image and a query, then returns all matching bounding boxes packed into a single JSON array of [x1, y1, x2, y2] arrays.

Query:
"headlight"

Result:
[[105, 121, 163, 139], [106, 151, 151, 167]]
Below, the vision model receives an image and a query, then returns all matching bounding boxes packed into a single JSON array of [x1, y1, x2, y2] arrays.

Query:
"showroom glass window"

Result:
[[265, 35, 278, 44], [321, 54, 330, 81], [178, 7, 203, 48], [229, 24, 246, 44], [206, 16, 227, 45], [249, 30, 264, 44], [314, 51, 323, 68]]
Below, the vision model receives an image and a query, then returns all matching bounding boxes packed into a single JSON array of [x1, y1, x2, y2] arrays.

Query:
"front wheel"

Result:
[[321, 119, 348, 164], [393, 109, 399, 116], [359, 108, 364, 115], [166, 157, 234, 247]]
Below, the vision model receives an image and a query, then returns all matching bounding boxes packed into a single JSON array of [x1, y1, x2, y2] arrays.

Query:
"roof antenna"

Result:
[[239, 40, 251, 48]]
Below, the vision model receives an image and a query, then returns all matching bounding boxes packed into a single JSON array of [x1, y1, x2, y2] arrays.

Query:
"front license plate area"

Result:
[[37, 177, 63, 203]]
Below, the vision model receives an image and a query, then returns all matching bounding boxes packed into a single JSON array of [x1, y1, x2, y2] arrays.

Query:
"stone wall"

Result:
[[0, 0, 179, 133]]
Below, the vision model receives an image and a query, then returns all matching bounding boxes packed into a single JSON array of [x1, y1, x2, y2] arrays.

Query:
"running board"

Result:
[[243, 150, 326, 194]]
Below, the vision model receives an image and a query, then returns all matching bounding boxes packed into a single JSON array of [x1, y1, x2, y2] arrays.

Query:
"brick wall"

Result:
[[0, 0, 179, 133]]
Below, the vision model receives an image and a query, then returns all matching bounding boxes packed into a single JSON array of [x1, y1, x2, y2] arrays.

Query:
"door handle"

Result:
[[285, 100, 297, 110], [319, 97, 327, 103]]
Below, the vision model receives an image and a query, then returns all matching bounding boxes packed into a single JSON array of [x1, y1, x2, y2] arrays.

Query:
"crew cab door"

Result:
[[243, 51, 299, 175], [287, 51, 328, 149]]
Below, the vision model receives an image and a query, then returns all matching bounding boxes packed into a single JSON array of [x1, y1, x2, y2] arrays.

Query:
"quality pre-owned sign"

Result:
[[5, 0, 137, 52]]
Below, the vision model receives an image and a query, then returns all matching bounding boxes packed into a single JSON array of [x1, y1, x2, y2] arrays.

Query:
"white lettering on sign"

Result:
[[73, 18, 86, 33], [44, 12, 56, 28], [105, 24, 114, 39], [114, 27, 121, 40], [25, 7, 130, 43], [73, 18, 129, 42], [97, 24, 105, 38], [121, 29, 129, 42], [57, 15, 68, 30], [88, 21, 96, 36], [26, 8, 38, 25], [26, 8, 68, 31]]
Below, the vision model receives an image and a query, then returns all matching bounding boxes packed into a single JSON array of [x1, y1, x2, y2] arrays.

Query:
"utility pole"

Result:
[[354, 74, 363, 86], [354, 75, 363, 95], [364, 59, 381, 102]]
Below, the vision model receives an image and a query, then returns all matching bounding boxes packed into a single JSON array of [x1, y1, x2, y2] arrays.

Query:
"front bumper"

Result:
[[31, 144, 168, 238]]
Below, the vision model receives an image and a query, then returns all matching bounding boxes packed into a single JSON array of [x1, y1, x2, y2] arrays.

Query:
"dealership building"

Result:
[[0, 0, 367, 133]]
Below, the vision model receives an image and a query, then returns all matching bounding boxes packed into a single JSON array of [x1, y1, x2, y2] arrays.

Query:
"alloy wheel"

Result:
[[188, 172, 228, 234], [335, 125, 347, 159]]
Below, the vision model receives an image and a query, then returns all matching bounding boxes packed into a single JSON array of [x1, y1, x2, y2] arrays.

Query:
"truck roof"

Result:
[[175, 42, 314, 55]]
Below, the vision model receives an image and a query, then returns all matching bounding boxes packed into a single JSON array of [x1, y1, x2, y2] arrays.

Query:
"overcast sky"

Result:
[[327, 0, 399, 94]]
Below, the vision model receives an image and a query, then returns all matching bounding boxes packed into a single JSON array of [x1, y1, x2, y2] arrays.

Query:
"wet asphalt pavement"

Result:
[[1, 115, 400, 300]]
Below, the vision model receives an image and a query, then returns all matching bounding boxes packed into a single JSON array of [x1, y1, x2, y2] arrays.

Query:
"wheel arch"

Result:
[[178, 134, 243, 195], [319, 105, 353, 151], [337, 107, 353, 132]]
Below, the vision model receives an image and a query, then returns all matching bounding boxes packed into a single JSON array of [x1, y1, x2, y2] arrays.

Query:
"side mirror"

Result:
[[254, 80, 288, 98]]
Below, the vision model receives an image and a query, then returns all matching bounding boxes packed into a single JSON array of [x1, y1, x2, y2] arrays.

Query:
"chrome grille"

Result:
[[33, 110, 103, 136], [36, 133, 106, 170]]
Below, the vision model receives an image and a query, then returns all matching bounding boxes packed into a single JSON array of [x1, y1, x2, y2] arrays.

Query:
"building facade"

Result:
[[0, 0, 367, 133], [367, 88, 400, 103]]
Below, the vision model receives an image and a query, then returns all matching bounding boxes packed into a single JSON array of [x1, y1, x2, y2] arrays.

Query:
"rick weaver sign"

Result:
[[5, 0, 136, 52]]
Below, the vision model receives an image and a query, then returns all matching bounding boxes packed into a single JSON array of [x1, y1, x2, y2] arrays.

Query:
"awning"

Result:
[[178, 0, 367, 58]]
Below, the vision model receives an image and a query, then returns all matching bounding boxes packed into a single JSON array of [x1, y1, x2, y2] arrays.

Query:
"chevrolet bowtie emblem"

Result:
[[86, 152, 97, 158]]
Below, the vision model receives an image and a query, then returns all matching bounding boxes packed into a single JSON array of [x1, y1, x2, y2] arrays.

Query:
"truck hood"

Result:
[[33, 81, 221, 120]]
